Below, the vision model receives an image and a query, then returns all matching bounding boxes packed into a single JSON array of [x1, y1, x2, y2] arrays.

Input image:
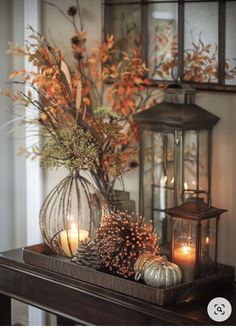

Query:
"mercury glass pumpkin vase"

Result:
[[39, 172, 108, 257]]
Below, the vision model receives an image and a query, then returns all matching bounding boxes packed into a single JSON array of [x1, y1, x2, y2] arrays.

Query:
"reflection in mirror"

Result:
[[107, 4, 141, 61], [184, 2, 218, 83], [147, 3, 178, 80], [225, 1, 236, 85]]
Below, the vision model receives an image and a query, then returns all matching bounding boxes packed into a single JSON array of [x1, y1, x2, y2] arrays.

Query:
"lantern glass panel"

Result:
[[153, 132, 175, 188], [143, 130, 152, 219], [201, 218, 216, 275], [153, 132, 164, 185], [183, 130, 198, 192], [183, 130, 209, 200], [199, 130, 209, 193], [154, 187, 174, 210], [153, 211, 166, 245], [153, 132, 175, 245], [172, 217, 197, 282], [142, 130, 175, 251]]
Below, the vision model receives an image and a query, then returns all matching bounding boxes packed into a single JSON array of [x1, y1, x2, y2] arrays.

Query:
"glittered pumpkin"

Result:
[[144, 257, 182, 288], [134, 252, 161, 281]]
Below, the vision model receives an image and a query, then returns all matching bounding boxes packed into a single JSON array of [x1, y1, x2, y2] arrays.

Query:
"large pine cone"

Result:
[[72, 239, 101, 270]]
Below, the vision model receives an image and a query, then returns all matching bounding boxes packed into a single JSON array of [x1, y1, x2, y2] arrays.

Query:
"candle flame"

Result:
[[184, 182, 189, 190], [206, 236, 210, 244], [182, 245, 191, 255], [71, 222, 77, 231], [161, 175, 168, 186], [171, 177, 174, 184]]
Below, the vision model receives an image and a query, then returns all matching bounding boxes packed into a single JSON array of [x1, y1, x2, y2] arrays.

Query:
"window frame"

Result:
[[103, 0, 236, 92]]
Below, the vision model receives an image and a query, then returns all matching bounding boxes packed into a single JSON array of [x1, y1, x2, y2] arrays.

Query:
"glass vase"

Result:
[[39, 172, 108, 257]]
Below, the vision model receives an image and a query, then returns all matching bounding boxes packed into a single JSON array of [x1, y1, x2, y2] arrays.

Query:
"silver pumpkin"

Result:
[[144, 257, 182, 288], [134, 253, 160, 281]]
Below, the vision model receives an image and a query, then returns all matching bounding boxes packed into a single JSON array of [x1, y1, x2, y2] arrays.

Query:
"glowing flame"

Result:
[[71, 222, 77, 231], [206, 236, 210, 244], [184, 182, 189, 190], [182, 245, 192, 255], [161, 175, 168, 185]]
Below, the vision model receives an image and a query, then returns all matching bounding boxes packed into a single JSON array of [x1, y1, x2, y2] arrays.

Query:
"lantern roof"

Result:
[[165, 197, 227, 221], [133, 102, 220, 131]]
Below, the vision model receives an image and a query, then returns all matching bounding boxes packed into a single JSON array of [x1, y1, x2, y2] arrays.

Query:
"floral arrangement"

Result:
[[2, 2, 162, 200]]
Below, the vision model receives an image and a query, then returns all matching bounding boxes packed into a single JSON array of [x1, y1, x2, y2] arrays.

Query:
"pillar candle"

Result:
[[59, 224, 89, 257], [174, 245, 196, 282]]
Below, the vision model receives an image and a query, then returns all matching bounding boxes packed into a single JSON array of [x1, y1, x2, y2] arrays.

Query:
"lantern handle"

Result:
[[181, 189, 211, 208]]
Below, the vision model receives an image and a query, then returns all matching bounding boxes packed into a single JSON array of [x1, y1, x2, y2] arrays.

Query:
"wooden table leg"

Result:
[[0, 293, 11, 326]]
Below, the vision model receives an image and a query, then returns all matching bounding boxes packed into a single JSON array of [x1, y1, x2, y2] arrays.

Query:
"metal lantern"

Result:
[[165, 190, 227, 282], [133, 84, 220, 255], [40, 173, 108, 257]]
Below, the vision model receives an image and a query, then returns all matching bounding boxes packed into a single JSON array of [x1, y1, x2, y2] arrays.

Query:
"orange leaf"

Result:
[[83, 97, 91, 106], [133, 77, 143, 85], [9, 69, 26, 80]]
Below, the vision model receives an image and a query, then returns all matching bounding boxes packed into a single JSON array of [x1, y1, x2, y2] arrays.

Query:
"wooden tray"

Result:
[[22, 243, 235, 306]]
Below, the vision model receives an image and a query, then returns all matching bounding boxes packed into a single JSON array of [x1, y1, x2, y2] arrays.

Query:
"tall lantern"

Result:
[[133, 84, 220, 256], [165, 190, 227, 282]]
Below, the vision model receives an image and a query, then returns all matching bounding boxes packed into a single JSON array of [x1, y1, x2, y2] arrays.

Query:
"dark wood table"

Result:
[[0, 248, 235, 326]]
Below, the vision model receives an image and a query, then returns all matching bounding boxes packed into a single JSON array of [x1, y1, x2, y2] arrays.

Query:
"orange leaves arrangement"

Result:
[[2, 14, 161, 200], [108, 48, 151, 117]]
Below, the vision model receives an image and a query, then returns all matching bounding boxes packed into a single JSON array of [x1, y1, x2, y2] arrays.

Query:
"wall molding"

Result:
[[24, 0, 45, 325]]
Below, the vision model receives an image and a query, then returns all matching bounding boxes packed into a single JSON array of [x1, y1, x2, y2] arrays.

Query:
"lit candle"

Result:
[[174, 245, 196, 282], [159, 176, 167, 243], [203, 236, 210, 258], [59, 223, 89, 257], [184, 182, 189, 190]]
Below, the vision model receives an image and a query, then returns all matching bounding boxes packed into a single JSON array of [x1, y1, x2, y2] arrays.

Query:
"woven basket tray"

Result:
[[22, 243, 235, 306]]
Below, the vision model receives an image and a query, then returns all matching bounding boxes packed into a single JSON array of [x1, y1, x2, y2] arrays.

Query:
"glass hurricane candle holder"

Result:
[[165, 190, 227, 282], [40, 172, 108, 257]]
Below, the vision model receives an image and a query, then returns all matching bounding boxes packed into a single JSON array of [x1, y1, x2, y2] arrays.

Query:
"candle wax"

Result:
[[174, 245, 196, 282], [60, 228, 89, 257]]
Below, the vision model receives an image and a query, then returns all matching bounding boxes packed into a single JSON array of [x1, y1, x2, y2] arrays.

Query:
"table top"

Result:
[[0, 247, 235, 326]]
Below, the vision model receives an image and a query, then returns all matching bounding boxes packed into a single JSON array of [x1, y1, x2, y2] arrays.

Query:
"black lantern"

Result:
[[133, 85, 220, 255], [165, 190, 227, 282]]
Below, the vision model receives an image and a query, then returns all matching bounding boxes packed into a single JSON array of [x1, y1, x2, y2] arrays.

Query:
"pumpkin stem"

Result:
[[134, 272, 142, 281], [161, 255, 168, 265]]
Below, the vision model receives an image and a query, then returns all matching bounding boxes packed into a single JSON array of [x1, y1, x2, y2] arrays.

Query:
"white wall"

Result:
[[0, 0, 15, 252], [42, 0, 236, 274], [12, 0, 27, 250], [196, 92, 236, 270], [0, 0, 26, 255], [0, 0, 28, 325]]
